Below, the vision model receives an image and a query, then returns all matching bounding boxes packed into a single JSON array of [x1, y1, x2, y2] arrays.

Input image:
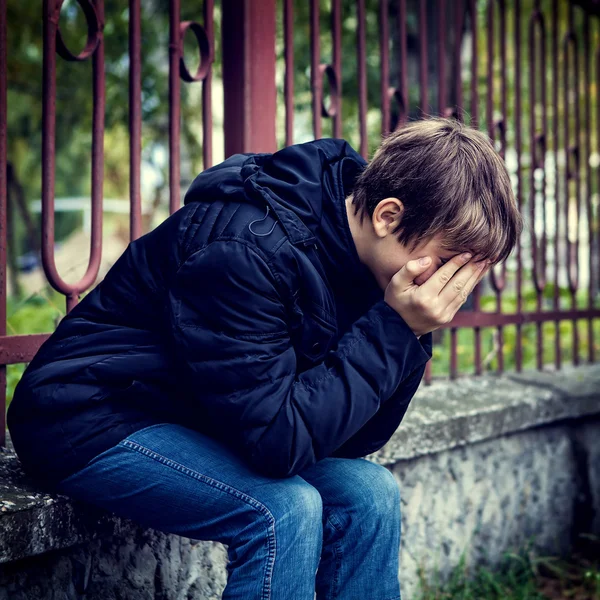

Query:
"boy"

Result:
[[7, 117, 522, 599]]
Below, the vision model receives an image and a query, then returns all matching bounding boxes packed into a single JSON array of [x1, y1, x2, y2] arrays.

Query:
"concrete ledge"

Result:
[[0, 449, 128, 563], [0, 450, 229, 599], [371, 363, 600, 465]]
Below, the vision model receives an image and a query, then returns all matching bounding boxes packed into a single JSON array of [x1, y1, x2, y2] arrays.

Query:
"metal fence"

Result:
[[1, 0, 600, 445]]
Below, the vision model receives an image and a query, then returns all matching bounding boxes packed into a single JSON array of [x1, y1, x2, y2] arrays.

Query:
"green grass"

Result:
[[416, 537, 600, 600]]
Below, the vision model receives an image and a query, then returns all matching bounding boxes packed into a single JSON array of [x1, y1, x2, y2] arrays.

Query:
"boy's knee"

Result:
[[348, 461, 401, 517], [262, 479, 323, 528]]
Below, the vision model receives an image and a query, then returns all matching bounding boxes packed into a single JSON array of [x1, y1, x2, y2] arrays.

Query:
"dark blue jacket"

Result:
[[7, 138, 432, 487]]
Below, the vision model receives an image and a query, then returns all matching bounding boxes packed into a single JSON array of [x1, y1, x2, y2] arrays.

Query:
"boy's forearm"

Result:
[[329, 353, 429, 459], [330, 331, 431, 459]]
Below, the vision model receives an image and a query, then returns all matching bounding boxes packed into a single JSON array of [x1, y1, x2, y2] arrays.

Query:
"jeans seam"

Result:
[[119, 439, 277, 600], [324, 510, 344, 599]]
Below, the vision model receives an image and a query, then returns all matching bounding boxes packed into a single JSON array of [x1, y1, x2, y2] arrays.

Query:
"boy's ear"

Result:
[[372, 198, 404, 238]]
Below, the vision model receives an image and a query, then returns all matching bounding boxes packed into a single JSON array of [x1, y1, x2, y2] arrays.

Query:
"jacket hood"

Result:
[[184, 138, 365, 246], [184, 138, 383, 315]]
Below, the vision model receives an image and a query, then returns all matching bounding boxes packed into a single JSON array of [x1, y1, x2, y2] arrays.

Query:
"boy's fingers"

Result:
[[445, 262, 489, 315], [393, 256, 433, 288], [438, 257, 485, 306], [421, 252, 473, 296]]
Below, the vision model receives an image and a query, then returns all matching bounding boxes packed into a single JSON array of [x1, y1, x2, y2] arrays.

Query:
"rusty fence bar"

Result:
[[202, 0, 214, 170], [332, 0, 342, 139], [469, 0, 483, 377], [380, 0, 390, 134], [129, 0, 142, 241], [357, 0, 368, 157], [552, 0, 561, 371], [529, 0, 547, 371], [42, 0, 105, 313], [396, 0, 408, 129], [584, 7, 594, 363], [222, 0, 276, 155], [565, 3, 581, 364], [283, 0, 294, 146], [0, 0, 7, 445], [515, 0, 523, 373], [597, 15, 600, 365], [310, 0, 321, 140], [486, 0, 508, 376], [1, 0, 600, 434], [309, 0, 342, 147], [169, 0, 181, 214], [418, 0, 428, 118]]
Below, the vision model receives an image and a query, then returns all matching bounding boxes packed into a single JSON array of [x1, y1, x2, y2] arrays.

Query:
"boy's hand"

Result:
[[384, 252, 490, 337]]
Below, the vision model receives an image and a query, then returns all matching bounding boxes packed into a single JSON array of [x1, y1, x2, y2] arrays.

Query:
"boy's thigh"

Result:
[[56, 423, 318, 543]]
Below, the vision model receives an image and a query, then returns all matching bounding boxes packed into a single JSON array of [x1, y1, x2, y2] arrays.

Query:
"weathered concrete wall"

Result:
[[394, 419, 600, 599], [0, 364, 598, 599], [0, 528, 227, 600]]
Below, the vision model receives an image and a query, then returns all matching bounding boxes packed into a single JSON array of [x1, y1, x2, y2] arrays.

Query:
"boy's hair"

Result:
[[350, 116, 523, 264]]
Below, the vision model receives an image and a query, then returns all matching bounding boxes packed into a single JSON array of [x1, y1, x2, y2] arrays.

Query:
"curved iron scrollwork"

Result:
[[318, 64, 340, 118], [55, 0, 101, 62], [387, 87, 407, 131], [179, 20, 213, 83]]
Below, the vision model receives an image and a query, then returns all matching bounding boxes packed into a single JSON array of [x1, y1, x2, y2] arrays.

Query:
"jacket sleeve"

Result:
[[167, 240, 432, 478], [329, 334, 432, 459]]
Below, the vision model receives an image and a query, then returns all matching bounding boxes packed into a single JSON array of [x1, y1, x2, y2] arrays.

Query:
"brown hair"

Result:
[[350, 116, 523, 264]]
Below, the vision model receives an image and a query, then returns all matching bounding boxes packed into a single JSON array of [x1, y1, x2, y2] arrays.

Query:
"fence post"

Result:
[[221, 0, 277, 156]]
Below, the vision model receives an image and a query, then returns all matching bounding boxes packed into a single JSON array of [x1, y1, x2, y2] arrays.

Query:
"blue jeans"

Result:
[[55, 423, 402, 600]]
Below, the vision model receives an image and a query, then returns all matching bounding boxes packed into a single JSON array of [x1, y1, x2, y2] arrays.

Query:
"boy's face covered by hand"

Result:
[[377, 233, 469, 289], [347, 196, 483, 291], [405, 236, 460, 286], [346, 197, 493, 337]]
